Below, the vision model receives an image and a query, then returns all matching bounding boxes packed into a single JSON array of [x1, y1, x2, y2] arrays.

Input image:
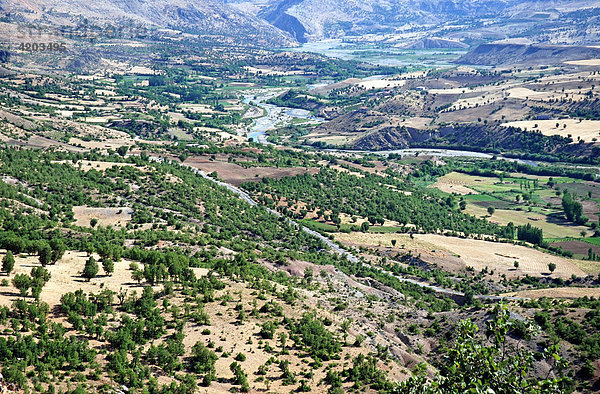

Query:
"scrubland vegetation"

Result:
[[0, 20, 599, 393]]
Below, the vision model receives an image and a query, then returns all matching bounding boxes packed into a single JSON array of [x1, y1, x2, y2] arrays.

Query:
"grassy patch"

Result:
[[582, 237, 600, 246], [370, 226, 406, 233], [463, 194, 499, 202]]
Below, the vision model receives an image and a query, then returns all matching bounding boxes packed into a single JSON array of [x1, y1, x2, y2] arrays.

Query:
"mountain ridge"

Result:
[[2, 0, 296, 46]]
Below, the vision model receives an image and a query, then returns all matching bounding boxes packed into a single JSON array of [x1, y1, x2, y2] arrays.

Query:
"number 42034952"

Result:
[[18, 43, 67, 52]]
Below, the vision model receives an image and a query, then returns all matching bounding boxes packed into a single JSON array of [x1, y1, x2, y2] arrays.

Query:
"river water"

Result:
[[242, 90, 324, 144], [241, 89, 543, 163]]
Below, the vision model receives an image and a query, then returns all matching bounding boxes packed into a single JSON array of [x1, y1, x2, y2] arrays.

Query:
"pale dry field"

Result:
[[465, 204, 588, 239], [502, 287, 600, 299], [565, 59, 600, 66], [73, 206, 133, 227], [53, 160, 138, 172], [501, 119, 600, 141], [358, 79, 406, 89], [0, 250, 153, 308], [179, 103, 216, 113], [304, 132, 355, 146], [397, 116, 437, 129], [448, 91, 505, 110], [429, 173, 479, 195], [418, 234, 593, 278], [334, 232, 595, 279]]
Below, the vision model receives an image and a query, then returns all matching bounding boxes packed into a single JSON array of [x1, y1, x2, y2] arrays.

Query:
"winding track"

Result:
[[185, 163, 525, 302], [166, 91, 527, 301]]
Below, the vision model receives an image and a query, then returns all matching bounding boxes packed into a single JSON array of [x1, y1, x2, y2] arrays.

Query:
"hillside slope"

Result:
[[457, 43, 600, 66], [2, 0, 295, 46]]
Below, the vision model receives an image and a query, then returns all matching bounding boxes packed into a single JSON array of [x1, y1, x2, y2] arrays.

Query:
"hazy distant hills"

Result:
[[1, 0, 296, 46], [457, 43, 600, 66], [231, 0, 600, 44], [4, 0, 600, 50], [257, 0, 521, 39]]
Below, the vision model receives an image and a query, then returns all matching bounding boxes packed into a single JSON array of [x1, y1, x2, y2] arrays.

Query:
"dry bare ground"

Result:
[[0, 250, 153, 308], [502, 287, 600, 299], [429, 174, 479, 195], [72, 206, 133, 227], [501, 119, 600, 142], [184, 156, 318, 186], [334, 232, 597, 279], [0, 248, 413, 393], [565, 59, 600, 66], [180, 275, 410, 393]]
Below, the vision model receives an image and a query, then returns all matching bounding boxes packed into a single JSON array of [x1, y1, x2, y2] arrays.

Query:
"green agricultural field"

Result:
[[465, 204, 588, 238], [434, 171, 597, 240], [583, 237, 600, 246], [462, 194, 499, 202]]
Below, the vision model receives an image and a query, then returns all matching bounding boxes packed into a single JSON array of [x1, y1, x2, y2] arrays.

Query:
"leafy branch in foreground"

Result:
[[394, 304, 572, 393]]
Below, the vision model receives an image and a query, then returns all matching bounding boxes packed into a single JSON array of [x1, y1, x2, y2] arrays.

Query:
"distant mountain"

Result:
[[457, 43, 600, 66], [233, 0, 521, 40], [5, 0, 600, 47], [404, 38, 469, 49], [231, 0, 600, 44], [2, 0, 295, 46]]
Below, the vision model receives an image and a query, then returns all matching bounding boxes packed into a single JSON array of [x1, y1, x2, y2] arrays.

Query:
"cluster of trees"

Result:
[[562, 191, 587, 224], [395, 304, 572, 393], [285, 312, 342, 362], [244, 167, 512, 238], [12, 267, 51, 299], [0, 234, 66, 268], [517, 223, 544, 246]]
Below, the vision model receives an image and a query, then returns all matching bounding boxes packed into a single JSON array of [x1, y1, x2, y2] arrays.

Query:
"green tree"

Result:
[[2, 251, 15, 275], [50, 238, 66, 264], [189, 342, 217, 375], [132, 269, 144, 284], [12, 273, 31, 296], [102, 258, 115, 276], [548, 263, 556, 274], [487, 206, 495, 216], [82, 256, 99, 281], [229, 361, 249, 392], [394, 304, 571, 393], [562, 191, 583, 223], [117, 145, 129, 157], [38, 243, 52, 267], [30, 267, 51, 300]]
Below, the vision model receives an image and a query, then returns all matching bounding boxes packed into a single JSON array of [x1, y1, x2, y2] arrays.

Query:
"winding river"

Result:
[[242, 89, 540, 164], [243, 90, 324, 144]]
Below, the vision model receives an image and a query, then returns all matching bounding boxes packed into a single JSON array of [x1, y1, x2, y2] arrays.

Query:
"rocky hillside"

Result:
[[351, 122, 598, 162], [235, 0, 600, 43], [457, 43, 600, 66], [6, 0, 600, 46], [2, 0, 295, 46]]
